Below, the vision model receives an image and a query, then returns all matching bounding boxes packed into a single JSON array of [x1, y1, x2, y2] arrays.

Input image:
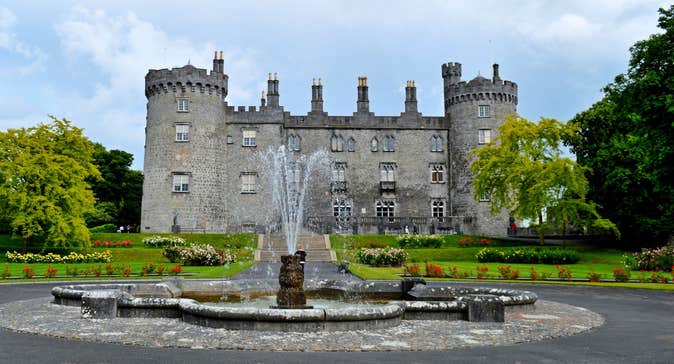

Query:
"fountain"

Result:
[[48, 146, 541, 332]]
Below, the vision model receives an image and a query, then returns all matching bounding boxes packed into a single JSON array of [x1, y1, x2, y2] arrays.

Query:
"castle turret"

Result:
[[311, 78, 323, 113], [142, 62, 228, 232], [404, 80, 418, 114], [442, 61, 518, 236]]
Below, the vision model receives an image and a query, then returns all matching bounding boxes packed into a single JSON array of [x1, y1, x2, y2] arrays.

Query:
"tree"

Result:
[[0, 116, 99, 252], [567, 5, 674, 244], [87, 144, 143, 229], [470, 115, 618, 244]]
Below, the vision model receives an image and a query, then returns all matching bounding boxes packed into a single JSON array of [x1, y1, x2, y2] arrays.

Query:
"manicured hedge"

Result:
[[476, 247, 580, 264]]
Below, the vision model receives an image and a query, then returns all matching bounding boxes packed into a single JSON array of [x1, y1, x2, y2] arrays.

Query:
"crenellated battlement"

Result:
[[145, 65, 228, 98], [445, 78, 518, 106]]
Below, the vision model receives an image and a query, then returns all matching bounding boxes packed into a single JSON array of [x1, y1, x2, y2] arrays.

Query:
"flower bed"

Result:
[[476, 247, 580, 264], [92, 240, 134, 248], [5, 250, 112, 264], [624, 246, 674, 272], [142, 235, 187, 248], [163, 244, 232, 266], [357, 247, 409, 266]]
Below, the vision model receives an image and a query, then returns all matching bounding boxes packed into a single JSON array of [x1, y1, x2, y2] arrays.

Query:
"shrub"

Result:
[[556, 265, 572, 280], [1, 265, 10, 279], [497, 265, 519, 280], [458, 237, 492, 248], [355, 241, 389, 249], [424, 263, 445, 278], [162, 244, 227, 266], [22, 267, 34, 279], [66, 266, 79, 277], [44, 265, 58, 278], [5, 251, 112, 264], [89, 224, 117, 233], [476, 265, 489, 279], [142, 235, 187, 248], [476, 247, 580, 264], [92, 240, 134, 248], [404, 263, 421, 277], [397, 235, 442, 249], [169, 265, 182, 275], [612, 268, 630, 282], [356, 247, 409, 266], [586, 272, 603, 282], [625, 246, 674, 272]]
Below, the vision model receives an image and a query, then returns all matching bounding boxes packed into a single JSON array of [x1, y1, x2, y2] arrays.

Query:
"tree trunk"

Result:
[[538, 211, 545, 245], [22, 236, 29, 254]]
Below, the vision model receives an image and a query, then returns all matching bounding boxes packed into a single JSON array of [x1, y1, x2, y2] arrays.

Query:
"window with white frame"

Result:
[[431, 200, 445, 219], [479, 191, 491, 202], [226, 135, 233, 144], [383, 135, 396, 152], [242, 130, 256, 147], [478, 129, 492, 144], [240, 172, 257, 193], [478, 105, 490, 117], [430, 163, 445, 183], [333, 199, 352, 218], [288, 134, 301, 151], [175, 124, 190, 142], [332, 162, 346, 182], [172, 174, 190, 192], [370, 137, 378, 152], [347, 137, 355, 152], [241, 223, 256, 233], [431, 135, 443, 152], [331, 134, 344, 152], [379, 163, 396, 182], [375, 200, 395, 217], [177, 98, 189, 112]]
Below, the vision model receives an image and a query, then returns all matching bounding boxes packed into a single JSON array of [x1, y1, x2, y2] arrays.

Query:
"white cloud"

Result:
[[0, 6, 46, 75], [53, 6, 263, 169]]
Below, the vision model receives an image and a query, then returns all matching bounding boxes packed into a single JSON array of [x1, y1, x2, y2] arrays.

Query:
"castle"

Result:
[[141, 51, 518, 236]]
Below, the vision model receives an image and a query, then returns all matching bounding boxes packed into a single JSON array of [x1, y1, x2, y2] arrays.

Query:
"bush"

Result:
[[6, 250, 112, 264], [397, 235, 442, 248], [626, 246, 674, 272], [475, 247, 580, 264], [89, 224, 117, 233], [142, 235, 187, 248], [612, 268, 630, 282], [356, 247, 409, 266], [425, 263, 445, 277], [162, 244, 231, 266]]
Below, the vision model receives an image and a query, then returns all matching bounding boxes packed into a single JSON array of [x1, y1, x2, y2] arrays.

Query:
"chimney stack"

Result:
[[405, 80, 418, 114], [357, 77, 369, 113], [267, 72, 280, 107], [311, 78, 324, 113], [492, 63, 500, 82]]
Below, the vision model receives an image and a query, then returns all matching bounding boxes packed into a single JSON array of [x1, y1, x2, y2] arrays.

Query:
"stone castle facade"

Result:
[[141, 52, 518, 236]]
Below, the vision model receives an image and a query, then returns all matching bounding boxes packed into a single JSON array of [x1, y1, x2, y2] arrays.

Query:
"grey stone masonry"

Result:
[[141, 52, 518, 236]]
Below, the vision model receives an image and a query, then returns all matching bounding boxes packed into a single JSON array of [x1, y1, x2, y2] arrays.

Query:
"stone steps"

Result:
[[255, 234, 336, 262]]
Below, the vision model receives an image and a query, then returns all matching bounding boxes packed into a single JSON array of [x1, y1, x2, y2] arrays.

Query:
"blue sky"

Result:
[[0, 0, 668, 170]]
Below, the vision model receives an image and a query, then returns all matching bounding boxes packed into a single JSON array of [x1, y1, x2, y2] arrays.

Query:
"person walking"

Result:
[[294, 244, 307, 272]]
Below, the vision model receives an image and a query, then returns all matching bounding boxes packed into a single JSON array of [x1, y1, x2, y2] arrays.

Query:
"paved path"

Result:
[[0, 266, 673, 363]]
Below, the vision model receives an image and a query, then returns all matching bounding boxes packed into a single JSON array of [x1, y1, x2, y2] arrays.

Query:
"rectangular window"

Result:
[[375, 200, 395, 217], [430, 164, 445, 183], [478, 105, 490, 118], [379, 163, 396, 182], [241, 223, 256, 233], [172, 174, 189, 192], [332, 162, 346, 182], [226, 135, 233, 144], [178, 98, 189, 112], [240, 172, 256, 193], [175, 124, 189, 142], [242, 130, 256, 147], [478, 129, 492, 144]]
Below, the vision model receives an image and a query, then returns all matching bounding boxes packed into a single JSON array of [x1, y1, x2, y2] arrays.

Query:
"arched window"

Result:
[[347, 137, 355, 152], [331, 134, 343, 152], [431, 135, 443, 152], [432, 200, 445, 220], [370, 137, 378, 152], [383, 135, 396, 152]]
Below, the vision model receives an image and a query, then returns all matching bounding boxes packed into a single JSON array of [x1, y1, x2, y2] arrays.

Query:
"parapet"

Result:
[[145, 65, 228, 99], [446, 77, 518, 106]]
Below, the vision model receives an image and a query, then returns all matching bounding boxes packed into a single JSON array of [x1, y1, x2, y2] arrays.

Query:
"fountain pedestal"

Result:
[[273, 255, 313, 309]]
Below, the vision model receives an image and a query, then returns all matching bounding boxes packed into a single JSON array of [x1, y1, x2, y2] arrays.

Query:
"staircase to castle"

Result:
[[254, 234, 336, 262]]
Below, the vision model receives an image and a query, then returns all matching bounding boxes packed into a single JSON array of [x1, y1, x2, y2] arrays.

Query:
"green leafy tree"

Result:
[[87, 144, 143, 229], [0, 116, 100, 251], [470, 115, 618, 244], [567, 5, 674, 244]]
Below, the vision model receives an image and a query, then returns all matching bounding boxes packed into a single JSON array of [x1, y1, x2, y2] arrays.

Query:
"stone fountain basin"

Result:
[[51, 278, 537, 332]]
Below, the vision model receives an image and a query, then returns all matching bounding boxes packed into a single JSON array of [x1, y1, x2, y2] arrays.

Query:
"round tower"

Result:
[[442, 62, 518, 236], [141, 53, 228, 232]]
